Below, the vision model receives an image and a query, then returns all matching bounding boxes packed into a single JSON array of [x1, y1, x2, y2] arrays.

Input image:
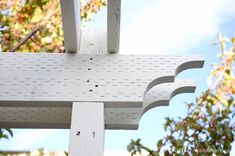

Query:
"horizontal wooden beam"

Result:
[[0, 53, 204, 108], [0, 80, 197, 130]]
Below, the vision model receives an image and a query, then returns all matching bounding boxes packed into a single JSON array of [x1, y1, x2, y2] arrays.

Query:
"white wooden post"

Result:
[[60, 0, 81, 53], [69, 102, 105, 156], [107, 0, 121, 54]]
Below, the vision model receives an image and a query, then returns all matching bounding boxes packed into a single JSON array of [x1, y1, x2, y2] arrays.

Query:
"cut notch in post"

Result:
[[60, 0, 81, 53], [107, 0, 121, 54]]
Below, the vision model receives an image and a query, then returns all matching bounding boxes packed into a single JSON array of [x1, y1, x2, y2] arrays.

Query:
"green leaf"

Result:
[[0, 134, 9, 139], [231, 37, 235, 45], [157, 140, 163, 149], [0, 13, 3, 21], [5, 128, 13, 137], [164, 117, 172, 131]]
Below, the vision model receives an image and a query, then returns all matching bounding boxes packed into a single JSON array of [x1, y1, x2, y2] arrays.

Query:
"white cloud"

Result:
[[120, 0, 235, 54]]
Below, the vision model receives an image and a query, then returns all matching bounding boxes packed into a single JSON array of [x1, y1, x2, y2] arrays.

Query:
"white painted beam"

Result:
[[68, 102, 104, 156], [60, 0, 81, 53], [0, 80, 197, 130], [0, 53, 204, 130], [0, 53, 204, 107], [107, 0, 121, 54], [80, 28, 107, 54]]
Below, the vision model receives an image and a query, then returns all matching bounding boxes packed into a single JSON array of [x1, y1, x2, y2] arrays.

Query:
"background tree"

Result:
[[0, 0, 106, 52], [0, 129, 13, 155], [128, 34, 235, 156]]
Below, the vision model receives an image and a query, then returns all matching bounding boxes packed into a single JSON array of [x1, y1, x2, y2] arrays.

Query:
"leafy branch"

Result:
[[0, 128, 13, 155], [127, 34, 235, 156], [0, 0, 106, 52]]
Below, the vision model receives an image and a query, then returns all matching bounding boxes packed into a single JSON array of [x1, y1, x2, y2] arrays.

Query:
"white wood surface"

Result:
[[60, 0, 81, 53], [0, 80, 196, 129], [80, 28, 107, 54], [107, 0, 121, 54], [0, 53, 204, 108], [0, 52, 204, 130], [69, 102, 104, 156]]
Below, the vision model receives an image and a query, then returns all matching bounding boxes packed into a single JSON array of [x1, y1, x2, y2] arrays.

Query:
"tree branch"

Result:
[[10, 27, 41, 52]]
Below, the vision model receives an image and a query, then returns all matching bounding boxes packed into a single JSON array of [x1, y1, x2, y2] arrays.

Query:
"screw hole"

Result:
[[87, 80, 90, 82], [88, 68, 91, 70], [90, 58, 93, 60], [89, 90, 93, 92], [95, 85, 98, 87]]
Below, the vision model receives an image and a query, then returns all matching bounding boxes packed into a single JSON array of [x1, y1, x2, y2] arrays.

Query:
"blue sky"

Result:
[[1, 0, 235, 155]]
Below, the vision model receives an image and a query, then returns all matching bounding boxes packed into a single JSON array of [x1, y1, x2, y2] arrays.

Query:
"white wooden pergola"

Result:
[[0, 0, 204, 155]]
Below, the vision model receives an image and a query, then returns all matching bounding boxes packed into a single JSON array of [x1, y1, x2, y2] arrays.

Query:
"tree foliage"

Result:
[[0, 128, 13, 155], [0, 0, 106, 52], [128, 34, 235, 156]]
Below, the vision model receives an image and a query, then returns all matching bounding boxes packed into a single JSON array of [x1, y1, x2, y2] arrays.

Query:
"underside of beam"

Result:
[[0, 80, 197, 130]]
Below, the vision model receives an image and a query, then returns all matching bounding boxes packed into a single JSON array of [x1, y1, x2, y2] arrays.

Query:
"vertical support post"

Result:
[[60, 0, 81, 53], [69, 102, 104, 156], [107, 0, 121, 54]]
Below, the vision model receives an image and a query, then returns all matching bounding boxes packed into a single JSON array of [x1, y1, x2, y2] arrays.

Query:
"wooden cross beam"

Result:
[[0, 79, 196, 130], [0, 52, 203, 155]]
